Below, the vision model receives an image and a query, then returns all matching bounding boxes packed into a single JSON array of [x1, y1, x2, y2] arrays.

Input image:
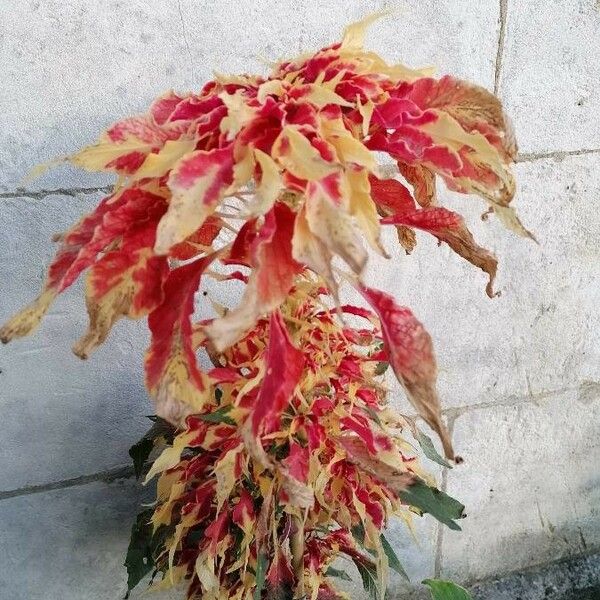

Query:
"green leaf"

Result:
[[124, 509, 154, 595], [253, 551, 268, 600], [129, 438, 154, 479], [417, 431, 452, 469], [351, 523, 366, 546], [380, 534, 409, 581], [325, 566, 353, 581], [198, 406, 236, 426], [422, 579, 472, 599], [352, 558, 380, 600], [375, 361, 389, 375], [400, 479, 465, 531]]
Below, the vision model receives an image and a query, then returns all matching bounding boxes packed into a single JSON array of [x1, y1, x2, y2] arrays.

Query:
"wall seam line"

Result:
[[493, 0, 509, 95], [0, 464, 135, 502], [0, 185, 113, 201], [516, 148, 600, 163]]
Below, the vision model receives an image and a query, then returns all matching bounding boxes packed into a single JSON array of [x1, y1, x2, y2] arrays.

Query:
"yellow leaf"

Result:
[[214, 445, 242, 511], [144, 430, 196, 483], [253, 148, 283, 214], [70, 138, 153, 171], [346, 168, 388, 257], [302, 84, 353, 108], [328, 134, 377, 171], [257, 79, 284, 104], [357, 97, 375, 137], [219, 90, 257, 140], [0, 289, 56, 344], [291, 206, 339, 300], [341, 10, 391, 50], [305, 177, 367, 275], [273, 126, 339, 181], [132, 138, 197, 180]]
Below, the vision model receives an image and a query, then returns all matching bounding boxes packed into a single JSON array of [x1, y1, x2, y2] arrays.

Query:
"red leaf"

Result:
[[251, 310, 304, 435], [145, 254, 217, 424], [156, 145, 235, 253], [73, 222, 169, 359], [232, 489, 255, 532], [169, 215, 223, 260], [368, 174, 416, 215], [283, 441, 309, 483], [206, 202, 302, 351], [381, 206, 498, 297], [357, 284, 454, 459]]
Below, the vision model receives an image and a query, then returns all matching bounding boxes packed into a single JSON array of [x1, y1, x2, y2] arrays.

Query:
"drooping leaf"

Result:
[[422, 579, 473, 600], [325, 567, 353, 582], [380, 534, 409, 581], [251, 310, 304, 435], [400, 479, 465, 531], [416, 430, 452, 469], [73, 226, 169, 358], [305, 173, 367, 275], [124, 508, 154, 595], [358, 284, 454, 460], [352, 557, 380, 600], [381, 207, 498, 298], [206, 202, 302, 351], [145, 254, 217, 424], [340, 437, 413, 494], [253, 551, 268, 600]]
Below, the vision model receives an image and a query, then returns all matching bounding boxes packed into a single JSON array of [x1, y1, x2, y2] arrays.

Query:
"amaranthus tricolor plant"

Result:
[[1, 14, 527, 600]]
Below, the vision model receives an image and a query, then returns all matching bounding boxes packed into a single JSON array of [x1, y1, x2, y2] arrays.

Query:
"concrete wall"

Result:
[[0, 1, 598, 598]]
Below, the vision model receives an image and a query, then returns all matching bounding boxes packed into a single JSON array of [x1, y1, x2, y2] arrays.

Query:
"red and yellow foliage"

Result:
[[1, 13, 524, 600]]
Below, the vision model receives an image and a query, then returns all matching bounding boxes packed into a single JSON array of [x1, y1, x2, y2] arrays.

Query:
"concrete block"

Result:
[[0, 0, 499, 192], [363, 153, 600, 418], [499, 0, 600, 153], [0, 193, 152, 490], [0, 478, 144, 600], [440, 387, 600, 583]]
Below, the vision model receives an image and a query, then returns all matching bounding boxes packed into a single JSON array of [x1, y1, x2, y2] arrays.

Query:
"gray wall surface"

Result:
[[0, 1, 599, 598]]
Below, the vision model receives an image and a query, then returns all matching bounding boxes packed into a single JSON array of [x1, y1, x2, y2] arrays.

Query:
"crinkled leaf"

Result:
[[358, 284, 454, 459], [381, 207, 498, 298]]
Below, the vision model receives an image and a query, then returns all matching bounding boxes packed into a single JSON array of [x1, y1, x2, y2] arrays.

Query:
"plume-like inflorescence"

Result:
[[127, 278, 464, 600], [1, 14, 525, 600]]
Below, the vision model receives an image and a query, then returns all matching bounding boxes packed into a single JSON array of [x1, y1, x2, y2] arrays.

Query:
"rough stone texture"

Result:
[[366, 152, 600, 418], [441, 388, 600, 583], [0, 478, 146, 600], [499, 0, 600, 154], [470, 553, 600, 600], [0, 1, 599, 599], [0, 193, 152, 490], [0, 0, 499, 192]]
